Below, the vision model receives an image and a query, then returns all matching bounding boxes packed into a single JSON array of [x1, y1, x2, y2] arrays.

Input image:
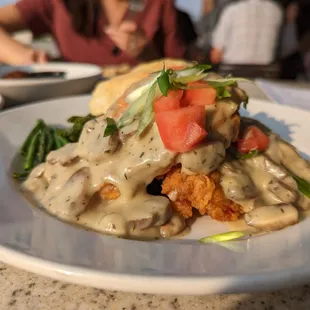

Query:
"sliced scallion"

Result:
[[117, 89, 150, 128], [292, 174, 310, 199], [237, 150, 260, 159], [199, 231, 245, 243], [136, 82, 157, 136], [104, 117, 118, 137], [157, 69, 169, 97]]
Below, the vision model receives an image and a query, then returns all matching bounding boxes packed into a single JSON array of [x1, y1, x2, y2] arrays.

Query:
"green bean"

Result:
[[45, 128, 54, 155], [37, 129, 46, 163], [67, 114, 94, 125], [12, 172, 29, 180], [67, 116, 85, 123], [57, 135, 70, 147], [67, 123, 83, 142], [24, 131, 41, 171], [52, 129, 62, 150], [20, 119, 45, 156], [55, 128, 69, 139]]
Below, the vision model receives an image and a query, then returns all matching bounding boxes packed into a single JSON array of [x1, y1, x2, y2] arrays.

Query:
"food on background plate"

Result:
[[2, 71, 66, 79], [15, 62, 310, 242]]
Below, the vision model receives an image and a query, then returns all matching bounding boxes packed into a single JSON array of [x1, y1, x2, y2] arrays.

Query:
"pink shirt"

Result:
[[16, 0, 186, 66]]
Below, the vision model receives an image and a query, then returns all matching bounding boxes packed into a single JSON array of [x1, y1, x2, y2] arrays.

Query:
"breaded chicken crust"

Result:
[[161, 167, 243, 221], [99, 183, 121, 200]]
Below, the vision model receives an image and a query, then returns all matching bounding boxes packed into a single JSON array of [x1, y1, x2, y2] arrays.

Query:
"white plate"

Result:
[[0, 63, 101, 106], [0, 95, 310, 295]]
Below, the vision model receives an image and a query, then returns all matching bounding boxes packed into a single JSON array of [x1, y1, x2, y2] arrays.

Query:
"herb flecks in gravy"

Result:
[[23, 112, 230, 239]]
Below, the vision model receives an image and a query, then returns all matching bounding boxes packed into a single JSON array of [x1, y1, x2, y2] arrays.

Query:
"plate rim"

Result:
[[1, 95, 310, 295], [1, 243, 309, 295], [0, 63, 102, 87]]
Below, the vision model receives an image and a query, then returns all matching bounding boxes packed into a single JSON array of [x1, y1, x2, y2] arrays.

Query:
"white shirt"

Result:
[[212, 0, 283, 65]]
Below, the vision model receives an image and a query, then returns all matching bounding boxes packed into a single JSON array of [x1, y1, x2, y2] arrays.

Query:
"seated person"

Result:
[[0, 0, 186, 66], [210, 0, 283, 65]]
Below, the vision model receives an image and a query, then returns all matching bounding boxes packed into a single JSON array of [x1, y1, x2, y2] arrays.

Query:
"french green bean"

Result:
[[24, 131, 41, 171]]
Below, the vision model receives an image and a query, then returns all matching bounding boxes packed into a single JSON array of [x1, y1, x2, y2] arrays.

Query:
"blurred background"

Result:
[[0, 0, 309, 80]]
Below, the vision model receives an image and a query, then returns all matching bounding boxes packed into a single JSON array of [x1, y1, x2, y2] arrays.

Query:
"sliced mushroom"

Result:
[[28, 163, 46, 178], [99, 213, 127, 236], [142, 196, 172, 227], [220, 172, 258, 201], [128, 215, 154, 231], [178, 141, 225, 175], [296, 193, 310, 210], [220, 161, 258, 201], [205, 100, 239, 147], [75, 117, 119, 162], [277, 139, 310, 183], [22, 177, 48, 201], [45, 167, 91, 218], [244, 204, 298, 231], [249, 155, 287, 179], [266, 179, 298, 204], [265, 134, 282, 165], [46, 143, 78, 165], [160, 212, 186, 238]]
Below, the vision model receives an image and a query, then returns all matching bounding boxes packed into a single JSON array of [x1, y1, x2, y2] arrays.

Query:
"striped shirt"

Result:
[[212, 0, 283, 65]]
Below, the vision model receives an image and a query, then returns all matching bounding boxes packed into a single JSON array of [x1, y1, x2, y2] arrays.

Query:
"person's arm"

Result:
[[161, 0, 187, 59], [0, 5, 34, 65], [210, 6, 232, 64], [0, 2, 51, 65]]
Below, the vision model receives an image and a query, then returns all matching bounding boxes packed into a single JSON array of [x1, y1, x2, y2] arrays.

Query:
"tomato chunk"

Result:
[[182, 81, 217, 106], [237, 126, 269, 153], [155, 105, 207, 152], [154, 90, 184, 113]]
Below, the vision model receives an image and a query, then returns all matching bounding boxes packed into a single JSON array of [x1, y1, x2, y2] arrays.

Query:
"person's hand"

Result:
[[23, 48, 48, 65], [10, 46, 48, 65], [286, 3, 299, 24], [210, 48, 223, 65], [105, 21, 148, 58], [9, 47, 49, 65]]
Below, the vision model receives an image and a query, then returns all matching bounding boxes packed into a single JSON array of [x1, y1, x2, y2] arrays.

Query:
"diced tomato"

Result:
[[155, 105, 207, 152], [184, 122, 208, 150], [237, 126, 270, 153], [182, 81, 217, 107], [154, 89, 184, 113]]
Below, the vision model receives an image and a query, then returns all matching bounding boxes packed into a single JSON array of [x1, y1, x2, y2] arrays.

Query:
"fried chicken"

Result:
[[161, 167, 243, 221], [99, 183, 120, 200]]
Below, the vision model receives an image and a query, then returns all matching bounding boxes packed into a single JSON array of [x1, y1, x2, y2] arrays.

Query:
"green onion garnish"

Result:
[[104, 117, 118, 137], [216, 86, 232, 99], [157, 66, 170, 97], [199, 231, 245, 243], [292, 174, 310, 199], [137, 82, 157, 135], [237, 150, 260, 159]]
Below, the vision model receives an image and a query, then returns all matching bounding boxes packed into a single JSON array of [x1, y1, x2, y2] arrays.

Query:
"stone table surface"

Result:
[[1, 81, 310, 309], [1, 261, 310, 310]]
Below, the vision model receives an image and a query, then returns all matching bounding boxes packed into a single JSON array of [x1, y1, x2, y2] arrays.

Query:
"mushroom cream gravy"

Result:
[[220, 134, 310, 232], [22, 94, 310, 239], [22, 111, 232, 239]]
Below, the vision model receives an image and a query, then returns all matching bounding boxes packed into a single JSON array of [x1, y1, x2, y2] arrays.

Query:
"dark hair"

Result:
[[62, 0, 101, 37]]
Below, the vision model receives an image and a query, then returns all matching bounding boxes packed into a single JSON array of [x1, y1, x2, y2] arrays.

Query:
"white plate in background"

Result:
[[0, 95, 310, 295], [0, 63, 101, 106]]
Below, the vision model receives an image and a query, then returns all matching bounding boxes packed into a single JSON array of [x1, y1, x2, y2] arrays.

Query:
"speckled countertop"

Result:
[[1, 261, 310, 310]]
